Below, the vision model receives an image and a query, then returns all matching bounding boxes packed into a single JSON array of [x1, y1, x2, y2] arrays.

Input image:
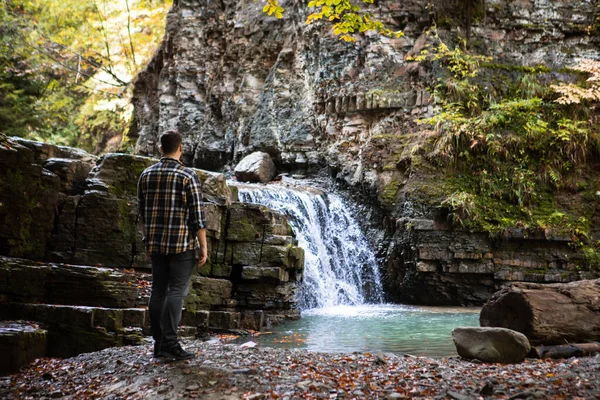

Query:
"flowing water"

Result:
[[238, 183, 384, 310], [236, 182, 480, 357]]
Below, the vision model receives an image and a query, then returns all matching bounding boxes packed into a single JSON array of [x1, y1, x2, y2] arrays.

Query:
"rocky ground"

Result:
[[1, 338, 599, 400]]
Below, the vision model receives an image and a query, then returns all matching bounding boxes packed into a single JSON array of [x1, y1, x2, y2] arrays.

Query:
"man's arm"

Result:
[[196, 228, 207, 266], [137, 173, 149, 261], [186, 172, 208, 266]]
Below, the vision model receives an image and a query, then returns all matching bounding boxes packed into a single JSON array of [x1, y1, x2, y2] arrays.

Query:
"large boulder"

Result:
[[43, 158, 94, 195], [452, 327, 531, 363], [10, 137, 91, 163], [480, 279, 600, 345], [234, 152, 277, 183]]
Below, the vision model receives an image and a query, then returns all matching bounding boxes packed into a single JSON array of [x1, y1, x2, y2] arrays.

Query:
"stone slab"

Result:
[[0, 256, 138, 308], [0, 321, 47, 375]]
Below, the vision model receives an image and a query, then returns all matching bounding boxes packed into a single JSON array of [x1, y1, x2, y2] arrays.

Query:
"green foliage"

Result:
[[0, 0, 170, 152], [581, 242, 600, 271], [76, 93, 134, 153], [263, 0, 403, 42], [415, 34, 599, 247]]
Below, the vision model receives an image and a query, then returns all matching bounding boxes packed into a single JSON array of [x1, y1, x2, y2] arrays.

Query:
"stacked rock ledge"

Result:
[[0, 137, 305, 366], [0, 321, 47, 375]]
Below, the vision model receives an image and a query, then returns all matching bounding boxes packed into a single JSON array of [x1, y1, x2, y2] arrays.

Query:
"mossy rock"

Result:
[[0, 141, 60, 259], [379, 180, 402, 208], [226, 203, 292, 241], [72, 191, 146, 268], [89, 153, 155, 198]]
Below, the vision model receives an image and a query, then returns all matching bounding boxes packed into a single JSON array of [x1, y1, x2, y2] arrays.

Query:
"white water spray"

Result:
[[237, 183, 384, 310]]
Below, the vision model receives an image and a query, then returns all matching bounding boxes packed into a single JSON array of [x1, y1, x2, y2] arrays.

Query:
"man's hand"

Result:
[[195, 228, 208, 267], [196, 246, 208, 267]]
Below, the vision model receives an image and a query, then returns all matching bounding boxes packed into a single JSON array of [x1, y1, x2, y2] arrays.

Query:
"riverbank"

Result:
[[2, 338, 599, 399]]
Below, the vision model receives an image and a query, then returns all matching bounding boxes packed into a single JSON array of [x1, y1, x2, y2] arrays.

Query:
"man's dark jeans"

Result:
[[149, 250, 195, 348]]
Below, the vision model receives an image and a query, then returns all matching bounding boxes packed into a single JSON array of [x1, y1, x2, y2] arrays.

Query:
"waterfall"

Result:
[[237, 183, 384, 310]]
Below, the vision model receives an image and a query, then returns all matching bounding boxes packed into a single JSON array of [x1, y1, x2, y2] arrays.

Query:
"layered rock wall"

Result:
[[0, 137, 304, 357], [132, 0, 599, 176], [387, 218, 600, 305], [131, 0, 600, 304]]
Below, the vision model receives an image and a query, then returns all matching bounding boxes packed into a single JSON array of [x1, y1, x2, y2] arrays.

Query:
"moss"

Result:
[[581, 242, 600, 271], [371, 134, 405, 141], [117, 200, 136, 243], [226, 220, 260, 241], [1, 167, 58, 258], [379, 180, 402, 207], [482, 62, 552, 74]]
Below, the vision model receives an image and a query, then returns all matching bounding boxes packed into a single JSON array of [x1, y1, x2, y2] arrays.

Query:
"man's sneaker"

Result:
[[153, 342, 163, 358], [158, 343, 194, 360]]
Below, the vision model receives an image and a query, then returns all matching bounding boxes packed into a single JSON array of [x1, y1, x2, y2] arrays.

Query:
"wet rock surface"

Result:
[[1, 339, 599, 399]]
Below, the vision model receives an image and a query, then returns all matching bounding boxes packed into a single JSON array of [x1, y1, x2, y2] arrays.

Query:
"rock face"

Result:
[[385, 220, 600, 305], [130, 0, 600, 305], [0, 322, 47, 375], [0, 256, 139, 308], [452, 327, 531, 363], [0, 137, 305, 360], [0, 140, 61, 260], [234, 152, 277, 183], [132, 0, 598, 170], [480, 279, 600, 345]]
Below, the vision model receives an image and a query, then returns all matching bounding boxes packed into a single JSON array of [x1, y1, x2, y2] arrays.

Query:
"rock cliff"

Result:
[[0, 137, 304, 360], [130, 0, 600, 304]]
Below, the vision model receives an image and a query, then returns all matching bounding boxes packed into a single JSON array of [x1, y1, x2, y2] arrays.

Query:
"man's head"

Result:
[[160, 130, 182, 158]]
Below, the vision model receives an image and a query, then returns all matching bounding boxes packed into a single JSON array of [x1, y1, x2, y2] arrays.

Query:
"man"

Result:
[[137, 130, 208, 360]]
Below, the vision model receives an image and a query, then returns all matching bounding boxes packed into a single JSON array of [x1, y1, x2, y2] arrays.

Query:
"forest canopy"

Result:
[[0, 0, 170, 152]]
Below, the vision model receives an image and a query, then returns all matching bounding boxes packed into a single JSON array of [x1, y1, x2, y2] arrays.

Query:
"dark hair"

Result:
[[160, 130, 182, 154]]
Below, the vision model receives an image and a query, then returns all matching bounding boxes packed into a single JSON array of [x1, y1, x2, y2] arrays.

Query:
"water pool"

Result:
[[246, 304, 480, 358]]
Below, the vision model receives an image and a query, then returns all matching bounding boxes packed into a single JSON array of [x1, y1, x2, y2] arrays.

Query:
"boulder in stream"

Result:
[[234, 152, 277, 183]]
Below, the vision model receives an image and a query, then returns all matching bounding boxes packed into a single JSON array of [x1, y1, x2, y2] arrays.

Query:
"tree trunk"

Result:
[[480, 279, 600, 345], [530, 342, 600, 359]]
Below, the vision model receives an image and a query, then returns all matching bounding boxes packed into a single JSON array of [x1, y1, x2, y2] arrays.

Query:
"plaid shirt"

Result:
[[137, 157, 207, 255]]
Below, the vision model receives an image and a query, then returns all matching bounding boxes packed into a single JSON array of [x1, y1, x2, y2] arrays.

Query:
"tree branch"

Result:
[[14, 35, 128, 88], [125, 0, 137, 67], [4, 6, 129, 86], [92, 0, 116, 75]]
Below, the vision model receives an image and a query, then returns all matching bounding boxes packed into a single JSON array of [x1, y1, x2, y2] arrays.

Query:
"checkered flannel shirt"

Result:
[[137, 157, 207, 255]]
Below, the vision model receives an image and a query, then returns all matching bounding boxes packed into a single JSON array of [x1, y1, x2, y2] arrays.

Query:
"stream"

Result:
[[236, 181, 479, 357]]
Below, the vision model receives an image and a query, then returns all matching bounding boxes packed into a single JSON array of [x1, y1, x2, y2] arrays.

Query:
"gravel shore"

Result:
[[1, 338, 599, 399]]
